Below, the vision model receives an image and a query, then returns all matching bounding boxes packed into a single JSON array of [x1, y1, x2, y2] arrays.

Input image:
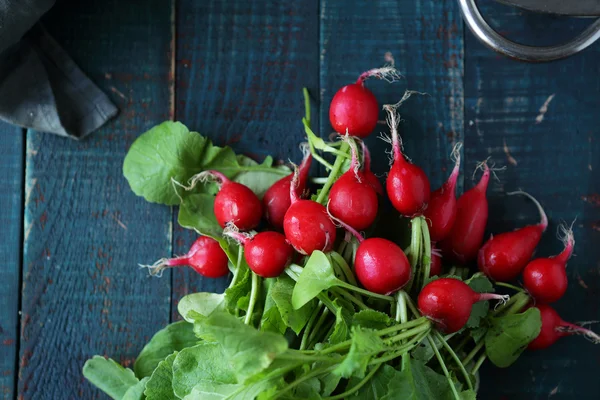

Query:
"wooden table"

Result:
[[0, 1, 598, 399]]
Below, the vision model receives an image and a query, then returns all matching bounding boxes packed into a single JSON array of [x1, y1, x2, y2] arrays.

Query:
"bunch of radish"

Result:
[[136, 65, 598, 392]]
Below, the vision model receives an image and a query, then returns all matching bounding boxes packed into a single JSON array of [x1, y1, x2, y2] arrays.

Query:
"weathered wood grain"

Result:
[[319, 0, 464, 190], [18, 1, 173, 398], [464, 3, 600, 398], [171, 0, 320, 320], [0, 124, 23, 400]]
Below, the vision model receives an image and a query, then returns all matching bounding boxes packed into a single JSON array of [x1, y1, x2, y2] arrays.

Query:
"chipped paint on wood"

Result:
[[0, 123, 23, 400], [17, 1, 174, 398], [466, 2, 600, 398]]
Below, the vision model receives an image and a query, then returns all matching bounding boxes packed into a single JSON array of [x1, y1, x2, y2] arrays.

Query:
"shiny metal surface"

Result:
[[495, 0, 600, 16], [458, 0, 600, 61]]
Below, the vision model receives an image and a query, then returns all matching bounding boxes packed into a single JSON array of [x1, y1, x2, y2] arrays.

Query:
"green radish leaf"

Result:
[[352, 309, 394, 331], [458, 390, 478, 400], [122, 377, 149, 400], [294, 376, 322, 399], [329, 298, 355, 345], [123, 121, 206, 205], [178, 292, 226, 323], [319, 371, 342, 397], [260, 306, 287, 335], [485, 307, 542, 368], [411, 332, 457, 363], [123, 121, 289, 206], [224, 262, 252, 314], [333, 327, 385, 379], [348, 365, 402, 400], [82, 356, 140, 400], [234, 155, 290, 199], [465, 273, 494, 329], [270, 276, 316, 335], [292, 251, 341, 309], [260, 282, 287, 335], [185, 382, 243, 400], [470, 323, 490, 343], [177, 193, 223, 240], [134, 321, 198, 378], [144, 352, 177, 400], [194, 312, 288, 383], [172, 342, 237, 399], [382, 358, 461, 400]]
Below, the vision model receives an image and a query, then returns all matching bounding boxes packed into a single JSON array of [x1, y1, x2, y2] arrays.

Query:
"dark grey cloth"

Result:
[[0, 0, 118, 139]]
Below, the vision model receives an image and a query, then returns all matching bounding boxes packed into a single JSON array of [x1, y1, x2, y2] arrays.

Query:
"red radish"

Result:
[[263, 152, 312, 230], [283, 170, 337, 255], [360, 141, 383, 195], [329, 67, 399, 138], [528, 304, 600, 350], [384, 103, 431, 217], [418, 278, 509, 333], [430, 246, 443, 277], [329, 211, 411, 295], [439, 162, 490, 264], [478, 191, 548, 282], [423, 144, 461, 242], [140, 236, 229, 278], [225, 228, 293, 278], [523, 226, 574, 303], [328, 138, 378, 230], [186, 170, 262, 230]]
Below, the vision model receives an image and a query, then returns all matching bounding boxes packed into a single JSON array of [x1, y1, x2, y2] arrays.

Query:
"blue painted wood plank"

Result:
[[319, 0, 464, 193], [171, 0, 320, 320], [18, 1, 174, 398], [0, 123, 23, 400], [464, 3, 600, 398]]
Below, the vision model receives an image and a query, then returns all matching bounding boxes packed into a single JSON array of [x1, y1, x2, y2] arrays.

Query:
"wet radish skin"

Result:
[[329, 172, 378, 230], [214, 181, 262, 231], [170, 236, 230, 278], [329, 83, 379, 138], [477, 225, 544, 282], [354, 238, 411, 295], [263, 155, 312, 230], [245, 231, 294, 277], [386, 159, 431, 217], [283, 200, 337, 255]]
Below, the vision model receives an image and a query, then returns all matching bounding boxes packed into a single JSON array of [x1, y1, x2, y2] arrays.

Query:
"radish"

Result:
[[187, 170, 262, 231], [263, 151, 312, 230], [140, 236, 229, 278], [430, 246, 443, 277], [478, 191, 548, 282], [528, 304, 600, 350], [438, 162, 490, 264], [328, 138, 378, 230], [328, 210, 411, 295], [225, 228, 293, 278], [418, 278, 509, 333], [360, 141, 383, 195], [523, 225, 574, 303], [283, 170, 337, 255], [329, 67, 399, 138], [384, 103, 431, 217], [423, 144, 461, 242]]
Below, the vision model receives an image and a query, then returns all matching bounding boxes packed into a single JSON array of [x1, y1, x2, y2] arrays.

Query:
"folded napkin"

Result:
[[0, 0, 118, 139]]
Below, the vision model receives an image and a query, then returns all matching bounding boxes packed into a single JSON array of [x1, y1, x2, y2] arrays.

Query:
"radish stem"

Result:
[[300, 302, 323, 350], [316, 142, 350, 204], [324, 364, 382, 400], [434, 331, 474, 390], [421, 217, 432, 288], [244, 272, 260, 325], [428, 336, 461, 400]]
